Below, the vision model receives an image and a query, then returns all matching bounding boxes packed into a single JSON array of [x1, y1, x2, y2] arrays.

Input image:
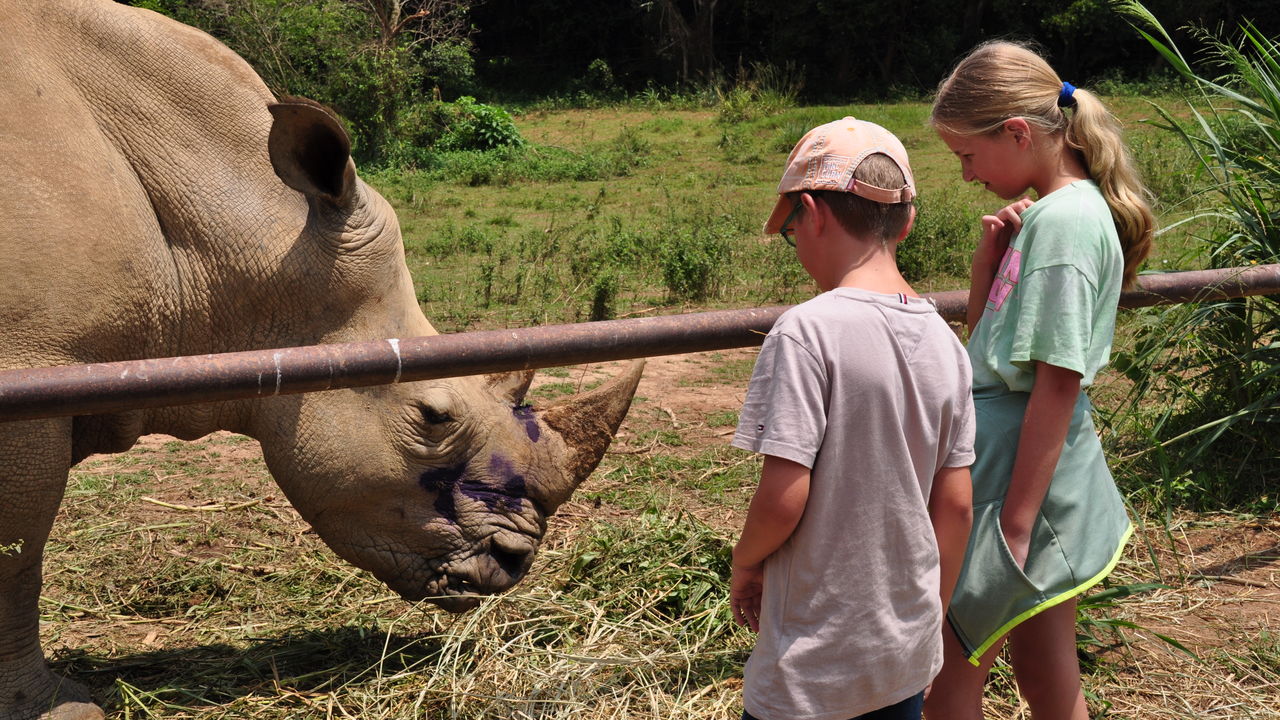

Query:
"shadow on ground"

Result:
[[50, 624, 449, 712]]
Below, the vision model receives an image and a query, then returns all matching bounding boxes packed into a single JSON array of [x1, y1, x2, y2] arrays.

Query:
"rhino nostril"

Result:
[[490, 539, 533, 580]]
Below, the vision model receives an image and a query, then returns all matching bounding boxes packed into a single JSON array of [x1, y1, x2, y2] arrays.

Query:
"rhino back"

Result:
[[0, 0, 309, 370]]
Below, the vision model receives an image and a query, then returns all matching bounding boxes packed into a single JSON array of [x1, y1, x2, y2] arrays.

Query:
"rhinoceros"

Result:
[[0, 2, 643, 718]]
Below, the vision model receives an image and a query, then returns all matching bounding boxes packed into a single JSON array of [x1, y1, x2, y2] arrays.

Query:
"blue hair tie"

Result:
[[1058, 81, 1077, 108]]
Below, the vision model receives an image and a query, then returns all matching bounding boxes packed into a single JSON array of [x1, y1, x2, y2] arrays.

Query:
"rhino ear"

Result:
[[267, 99, 357, 206], [485, 370, 536, 405]]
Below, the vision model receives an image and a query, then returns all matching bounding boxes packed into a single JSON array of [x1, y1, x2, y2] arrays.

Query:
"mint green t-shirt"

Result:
[[968, 180, 1123, 392]]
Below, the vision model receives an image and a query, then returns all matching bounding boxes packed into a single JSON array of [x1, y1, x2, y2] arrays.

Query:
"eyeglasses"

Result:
[[778, 201, 802, 247]]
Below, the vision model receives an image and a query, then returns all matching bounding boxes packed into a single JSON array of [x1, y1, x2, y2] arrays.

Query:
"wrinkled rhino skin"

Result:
[[0, 2, 642, 718]]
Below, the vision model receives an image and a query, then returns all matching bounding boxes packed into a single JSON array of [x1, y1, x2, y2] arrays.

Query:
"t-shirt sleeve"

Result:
[[731, 331, 827, 469], [944, 388, 976, 468], [1006, 264, 1097, 379]]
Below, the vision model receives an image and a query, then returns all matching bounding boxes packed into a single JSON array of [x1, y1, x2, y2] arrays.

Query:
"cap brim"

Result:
[[762, 195, 791, 235]]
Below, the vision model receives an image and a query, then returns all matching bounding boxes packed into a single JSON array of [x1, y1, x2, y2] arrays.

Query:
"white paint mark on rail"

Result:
[[387, 339, 403, 383]]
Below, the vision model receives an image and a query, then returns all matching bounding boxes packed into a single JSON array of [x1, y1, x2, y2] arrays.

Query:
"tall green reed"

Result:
[[1109, 2, 1280, 511]]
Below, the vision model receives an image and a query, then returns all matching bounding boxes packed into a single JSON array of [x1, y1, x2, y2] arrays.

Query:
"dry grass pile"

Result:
[[44, 433, 752, 719], [36, 356, 1279, 719]]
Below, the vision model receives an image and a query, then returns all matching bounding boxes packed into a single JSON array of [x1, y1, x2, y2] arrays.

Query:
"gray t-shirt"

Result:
[[733, 287, 975, 720]]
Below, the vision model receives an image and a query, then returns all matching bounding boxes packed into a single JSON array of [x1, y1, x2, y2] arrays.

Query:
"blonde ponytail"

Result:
[[931, 41, 1155, 288], [1064, 87, 1155, 287]]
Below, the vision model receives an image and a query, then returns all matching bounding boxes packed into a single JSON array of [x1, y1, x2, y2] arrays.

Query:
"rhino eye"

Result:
[[421, 407, 455, 425], [414, 390, 461, 445]]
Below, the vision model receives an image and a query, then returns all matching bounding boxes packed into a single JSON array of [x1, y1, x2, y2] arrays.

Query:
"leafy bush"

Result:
[[589, 271, 621, 321], [567, 58, 624, 106], [438, 96, 525, 151], [714, 62, 804, 163], [660, 217, 735, 301], [420, 39, 479, 97], [385, 96, 523, 165], [561, 215, 659, 319], [738, 232, 812, 304], [716, 62, 803, 125], [899, 189, 981, 282], [410, 128, 650, 184]]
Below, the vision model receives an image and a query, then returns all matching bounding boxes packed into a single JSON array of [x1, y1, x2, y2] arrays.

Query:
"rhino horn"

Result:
[[536, 360, 645, 509], [486, 370, 536, 405]]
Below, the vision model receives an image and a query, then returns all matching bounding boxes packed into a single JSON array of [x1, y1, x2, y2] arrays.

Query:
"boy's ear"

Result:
[[898, 205, 917, 242], [799, 192, 824, 233]]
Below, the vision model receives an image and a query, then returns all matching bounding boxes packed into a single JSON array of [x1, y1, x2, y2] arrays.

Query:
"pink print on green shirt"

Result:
[[986, 247, 1022, 312]]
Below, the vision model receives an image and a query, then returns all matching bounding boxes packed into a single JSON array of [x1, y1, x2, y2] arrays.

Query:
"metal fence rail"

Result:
[[2, 264, 1279, 423]]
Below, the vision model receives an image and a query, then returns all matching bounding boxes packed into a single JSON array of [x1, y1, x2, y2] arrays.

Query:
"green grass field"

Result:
[[370, 99, 1205, 333]]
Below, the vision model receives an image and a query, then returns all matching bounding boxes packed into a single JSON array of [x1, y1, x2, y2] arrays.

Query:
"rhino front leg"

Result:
[[0, 420, 103, 720], [0, 651, 100, 720]]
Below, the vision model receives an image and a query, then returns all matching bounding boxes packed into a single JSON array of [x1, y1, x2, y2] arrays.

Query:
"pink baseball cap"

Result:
[[763, 116, 916, 234]]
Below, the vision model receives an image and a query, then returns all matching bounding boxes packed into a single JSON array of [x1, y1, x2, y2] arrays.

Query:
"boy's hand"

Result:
[[730, 562, 764, 632]]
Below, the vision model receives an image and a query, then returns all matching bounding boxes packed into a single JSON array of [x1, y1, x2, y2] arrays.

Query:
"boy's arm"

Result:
[[730, 455, 811, 632], [929, 465, 973, 613]]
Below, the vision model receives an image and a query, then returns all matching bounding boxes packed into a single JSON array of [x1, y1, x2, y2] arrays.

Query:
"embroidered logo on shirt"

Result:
[[986, 247, 1022, 312]]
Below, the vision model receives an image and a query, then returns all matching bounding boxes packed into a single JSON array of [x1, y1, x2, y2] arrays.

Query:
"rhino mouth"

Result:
[[374, 568, 482, 609], [380, 572, 488, 609], [429, 592, 486, 613], [373, 531, 539, 612], [384, 572, 508, 613]]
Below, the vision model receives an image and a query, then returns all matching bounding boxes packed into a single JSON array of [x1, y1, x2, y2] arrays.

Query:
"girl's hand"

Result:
[[976, 198, 1035, 273], [1000, 517, 1032, 569], [967, 198, 1035, 332], [730, 562, 764, 632]]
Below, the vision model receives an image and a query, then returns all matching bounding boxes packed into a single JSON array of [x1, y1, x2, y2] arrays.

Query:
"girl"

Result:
[[926, 42, 1155, 719]]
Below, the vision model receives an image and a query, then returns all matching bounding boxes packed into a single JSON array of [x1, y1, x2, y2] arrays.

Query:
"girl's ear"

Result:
[[1003, 117, 1033, 147]]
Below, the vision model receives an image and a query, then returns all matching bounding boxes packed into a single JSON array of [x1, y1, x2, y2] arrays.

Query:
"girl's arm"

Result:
[[1001, 361, 1081, 567], [731, 455, 811, 631], [969, 199, 1035, 333]]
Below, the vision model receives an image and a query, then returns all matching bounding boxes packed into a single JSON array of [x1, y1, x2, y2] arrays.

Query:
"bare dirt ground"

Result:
[[51, 350, 1280, 718]]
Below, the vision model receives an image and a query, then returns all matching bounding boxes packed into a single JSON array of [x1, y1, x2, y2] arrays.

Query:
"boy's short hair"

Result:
[[763, 117, 915, 242]]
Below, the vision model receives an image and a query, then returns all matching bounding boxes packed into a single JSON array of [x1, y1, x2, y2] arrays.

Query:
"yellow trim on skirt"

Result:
[[964, 521, 1134, 665]]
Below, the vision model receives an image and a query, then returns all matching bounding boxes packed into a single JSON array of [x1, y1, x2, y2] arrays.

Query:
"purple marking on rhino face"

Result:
[[485, 455, 526, 513], [418, 463, 466, 521], [417, 457, 526, 522], [514, 404, 540, 442]]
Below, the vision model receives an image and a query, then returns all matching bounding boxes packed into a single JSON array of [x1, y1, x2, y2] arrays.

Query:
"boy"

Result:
[[730, 117, 975, 720]]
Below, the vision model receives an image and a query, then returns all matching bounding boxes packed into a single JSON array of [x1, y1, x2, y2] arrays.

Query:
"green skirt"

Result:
[[948, 388, 1132, 665]]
